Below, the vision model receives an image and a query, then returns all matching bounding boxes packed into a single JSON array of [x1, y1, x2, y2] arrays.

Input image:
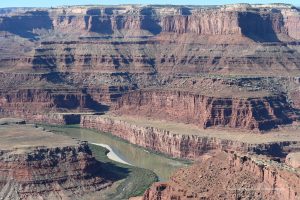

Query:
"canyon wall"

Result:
[[0, 5, 300, 75], [142, 151, 300, 200], [80, 115, 296, 159], [0, 4, 299, 131], [115, 89, 298, 131], [0, 141, 112, 199], [0, 72, 140, 116], [0, 88, 88, 112], [26, 113, 81, 125], [1, 5, 296, 39]]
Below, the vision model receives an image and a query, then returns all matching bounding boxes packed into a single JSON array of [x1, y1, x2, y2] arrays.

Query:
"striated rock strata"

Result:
[[0, 4, 300, 131], [0, 123, 113, 199], [80, 115, 298, 159], [0, 5, 300, 75], [115, 89, 298, 131], [142, 151, 300, 200], [27, 113, 81, 125]]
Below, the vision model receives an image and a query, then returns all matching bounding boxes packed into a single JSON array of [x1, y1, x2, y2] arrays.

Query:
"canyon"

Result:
[[80, 114, 300, 159], [0, 4, 300, 131], [0, 3, 300, 200]]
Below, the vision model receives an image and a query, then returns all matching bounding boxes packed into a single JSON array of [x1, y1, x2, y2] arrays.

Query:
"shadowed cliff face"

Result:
[[1, 5, 299, 40], [0, 11, 52, 39], [140, 8, 162, 35], [87, 16, 113, 34], [1, 5, 299, 77], [238, 11, 282, 42], [0, 5, 300, 75]]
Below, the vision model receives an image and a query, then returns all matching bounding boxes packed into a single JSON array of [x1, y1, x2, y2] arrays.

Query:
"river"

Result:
[[41, 125, 189, 180]]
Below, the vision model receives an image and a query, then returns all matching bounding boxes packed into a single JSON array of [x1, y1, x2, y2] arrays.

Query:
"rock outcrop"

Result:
[[115, 89, 298, 131], [286, 152, 300, 168], [80, 115, 299, 159], [1, 4, 298, 39], [0, 72, 138, 117], [0, 5, 300, 75], [28, 113, 81, 124], [142, 151, 300, 200], [0, 5, 300, 200], [0, 4, 299, 130], [0, 123, 113, 199]]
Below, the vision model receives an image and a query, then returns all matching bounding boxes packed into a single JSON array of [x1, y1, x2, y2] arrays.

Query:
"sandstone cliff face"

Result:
[[282, 9, 300, 40], [0, 72, 140, 116], [0, 11, 53, 38], [0, 142, 112, 200], [1, 5, 300, 75], [0, 88, 95, 114], [161, 11, 241, 35], [80, 115, 295, 160], [0, 4, 299, 131], [142, 152, 300, 200], [115, 89, 297, 131], [0, 5, 298, 40]]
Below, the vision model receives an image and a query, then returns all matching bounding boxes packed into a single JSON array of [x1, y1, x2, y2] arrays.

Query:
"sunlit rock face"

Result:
[[0, 4, 300, 128], [142, 151, 300, 200]]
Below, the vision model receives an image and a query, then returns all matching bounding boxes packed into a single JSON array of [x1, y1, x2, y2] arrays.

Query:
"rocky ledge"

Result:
[[0, 122, 113, 199], [115, 89, 299, 131], [80, 115, 300, 160], [141, 151, 300, 200]]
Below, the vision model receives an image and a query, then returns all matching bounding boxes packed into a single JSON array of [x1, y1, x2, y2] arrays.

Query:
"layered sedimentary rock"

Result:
[[0, 123, 113, 199], [80, 115, 298, 159], [0, 4, 300, 75], [0, 144, 110, 199], [142, 151, 300, 200], [0, 4, 300, 128], [115, 89, 298, 131], [0, 72, 139, 118]]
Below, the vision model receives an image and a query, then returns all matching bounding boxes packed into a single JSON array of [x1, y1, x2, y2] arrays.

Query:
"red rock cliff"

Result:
[[115, 89, 298, 131], [0, 142, 112, 199], [142, 151, 300, 200], [80, 115, 295, 160], [1, 5, 300, 75]]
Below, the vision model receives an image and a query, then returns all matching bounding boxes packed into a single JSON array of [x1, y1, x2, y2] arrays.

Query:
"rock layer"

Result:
[[80, 115, 298, 159], [0, 144, 110, 199], [0, 124, 113, 199], [115, 89, 298, 131], [1, 5, 300, 75], [142, 151, 300, 200], [0, 4, 300, 130]]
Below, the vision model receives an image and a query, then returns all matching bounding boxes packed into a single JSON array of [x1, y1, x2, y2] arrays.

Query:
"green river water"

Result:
[[41, 125, 189, 180]]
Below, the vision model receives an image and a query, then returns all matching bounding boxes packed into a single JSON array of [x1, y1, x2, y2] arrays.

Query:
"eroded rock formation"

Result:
[[142, 151, 300, 200], [80, 115, 299, 159], [0, 123, 113, 199], [0, 4, 300, 75], [115, 89, 298, 131], [1, 4, 300, 200], [286, 152, 300, 168], [0, 4, 299, 131]]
